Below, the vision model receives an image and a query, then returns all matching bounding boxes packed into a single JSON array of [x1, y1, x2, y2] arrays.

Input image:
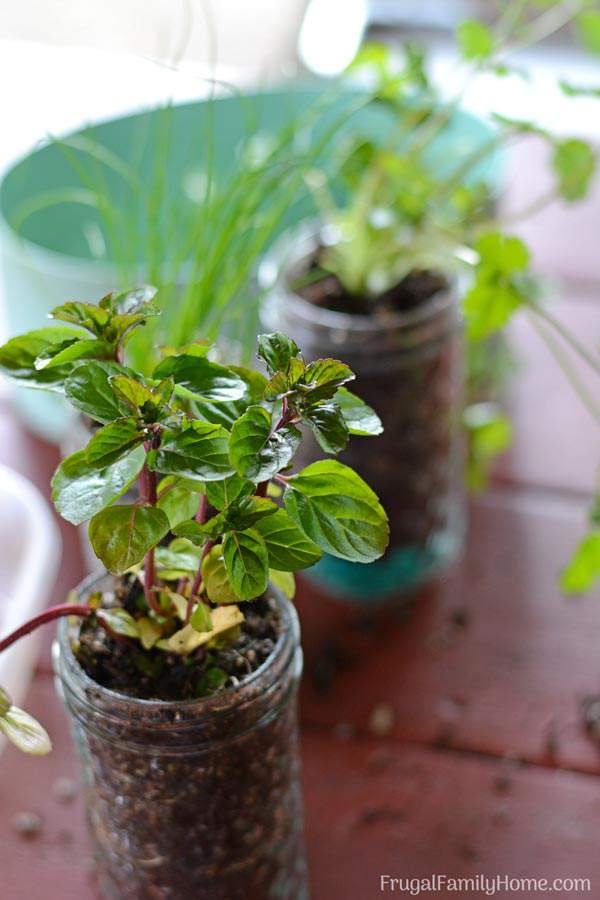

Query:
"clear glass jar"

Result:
[[260, 224, 466, 605], [53, 573, 308, 900]]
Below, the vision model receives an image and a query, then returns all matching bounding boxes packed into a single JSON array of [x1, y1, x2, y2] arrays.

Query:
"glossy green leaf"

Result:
[[153, 354, 247, 402], [255, 507, 322, 571], [0, 327, 83, 391], [457, 19, 494, 61], [205, 473, 254, 511], [173, 514, 227, 544], [97, 608, 140, 638], [109, 374, 156, 410], [154, 542, 201, 577], [284, 460, 389, 563], [301, 402, 349, 454], [222, 528, 269, 600], [335, 387, 383, 436], [35, 337, 110, 371], [50, 301, 110, 334], [152, 421, 234, 482], [64, 360, 133, 423], [257, 332, 301, 375], [201, 546, 239, 603], [51, 445, 145, 525], [156, 482, 200, 528], [229, 405, 301, 480], [89, 504, 170, 574], [302, 358, 355, 402], [0, 707, 52, 755], [100, 284, 158, 314], [85, 418, 144, 466]]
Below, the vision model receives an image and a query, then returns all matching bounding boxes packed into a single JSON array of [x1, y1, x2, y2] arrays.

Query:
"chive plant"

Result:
[[0, 288, 388, 753]]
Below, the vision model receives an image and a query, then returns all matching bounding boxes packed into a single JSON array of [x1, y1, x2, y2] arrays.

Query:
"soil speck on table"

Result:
[[11, 811, 43, 838]]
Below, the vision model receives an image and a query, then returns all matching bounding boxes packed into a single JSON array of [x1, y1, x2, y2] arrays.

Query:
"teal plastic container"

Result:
[[0, 87, 497, 442]]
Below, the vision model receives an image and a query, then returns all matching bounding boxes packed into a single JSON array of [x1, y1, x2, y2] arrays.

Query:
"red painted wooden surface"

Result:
[[2, 305, 600, 892]]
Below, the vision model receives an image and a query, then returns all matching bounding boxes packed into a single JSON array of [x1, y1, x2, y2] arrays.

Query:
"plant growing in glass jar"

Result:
[[0, 292, 388, 899], [260, 1, 599, 603]]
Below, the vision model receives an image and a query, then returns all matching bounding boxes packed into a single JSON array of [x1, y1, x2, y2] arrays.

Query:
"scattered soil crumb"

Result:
[[458, 841, 480, 862], [12, 811, 43, 838], [492, 803, 512, 827], [493, 773, 512, 795], [52, 776, 77, 804], [368, 703, 395, 737], [359, 806, 406, 826], [450, 608, 470, 629], [366, 747, 396, 773]]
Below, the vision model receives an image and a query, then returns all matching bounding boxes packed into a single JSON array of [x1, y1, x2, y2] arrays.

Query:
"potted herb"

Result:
[[0, 292, 388, 898], [261, 4, 599, 603]]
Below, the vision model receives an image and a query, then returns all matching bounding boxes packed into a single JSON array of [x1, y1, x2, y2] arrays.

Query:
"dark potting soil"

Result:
[[288, 250, 461, 559], [294, 249, 448, 316], [75, 574, 281, 701]]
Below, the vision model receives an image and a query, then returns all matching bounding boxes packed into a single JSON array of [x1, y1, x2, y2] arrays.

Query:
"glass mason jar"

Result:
[[259, 224, 466, 605], [53, 573, 308, 900]]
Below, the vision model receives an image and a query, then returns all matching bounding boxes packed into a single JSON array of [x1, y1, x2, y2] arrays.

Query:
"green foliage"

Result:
[[222, 529, 269, 600], [463, 402, 513, 492], [577, 9, 600, 54], [463, 232, 531, 341], [457, 20, 495, 61], [151, 421, 234, 482], [552, 139, 596, 201], [229, 406, 301, 480], [89, 504, 170, 573], [284, 460, 389, 563], [560, 531, 600, 593], [0, 703, 52, 755]]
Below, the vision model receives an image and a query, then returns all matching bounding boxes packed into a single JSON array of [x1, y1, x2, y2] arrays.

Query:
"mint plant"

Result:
[[0, 289, 388, 754]]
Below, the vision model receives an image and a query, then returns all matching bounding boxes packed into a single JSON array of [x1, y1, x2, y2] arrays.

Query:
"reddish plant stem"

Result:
[[0, 604, 92, 654], [196, 493, 208, 524], [141, 439, 162, 616]]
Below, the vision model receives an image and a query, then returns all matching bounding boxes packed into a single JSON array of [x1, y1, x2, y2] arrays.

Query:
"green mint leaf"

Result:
[[456, 19, 494, 61], [0, 707, 52, 755], [463, 282, 524, 342], [476, 232, 530, 274], [35, 337, 111, 371], [0, 327, 84, 391], [334, 387, 383, 436], [64, 360, 134, 423], [301, 402, 349, 454], [96, 608, 140, 639], [229, 405, 301, 480], [189, 601, 212, 633], [86, 418, 144, 466], [257, 332, 302, 375], [254, 507, 322, 571], [152, 421, 234, 482], [284, 460, 389, 563], [191, 367, 267, 428], [155, 542, 201, 579], [269, 569, 296, 599], [201, 546, 239, 603], [560, 531, 600, 594], [225, 496, 278, 531], [156, 483, 200, 528], [51, 445, 145, 525], [100, 285, 158, 315], [89, 504, 170, 574], [153, 355, 247, 402], [205, 473, 254, 511], [109, 374, 156, 411], [222, 529, 269, 600], [173, 514, 227, 544], [50, 301, 110, 335], [301, 358, 355, 402], [263, 371, 293, 401], [552, 138, 596, 202]]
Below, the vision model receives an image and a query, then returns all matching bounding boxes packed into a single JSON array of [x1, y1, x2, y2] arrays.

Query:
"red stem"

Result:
[[0, 605, 92, 654], [141, 439, 162, 616]]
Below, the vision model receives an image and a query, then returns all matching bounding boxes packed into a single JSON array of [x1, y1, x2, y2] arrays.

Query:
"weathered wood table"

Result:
[[2, 143, 600, 896]]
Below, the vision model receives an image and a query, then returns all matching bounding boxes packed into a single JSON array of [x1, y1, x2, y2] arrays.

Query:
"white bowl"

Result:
[[0, 464, 61, 717]]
